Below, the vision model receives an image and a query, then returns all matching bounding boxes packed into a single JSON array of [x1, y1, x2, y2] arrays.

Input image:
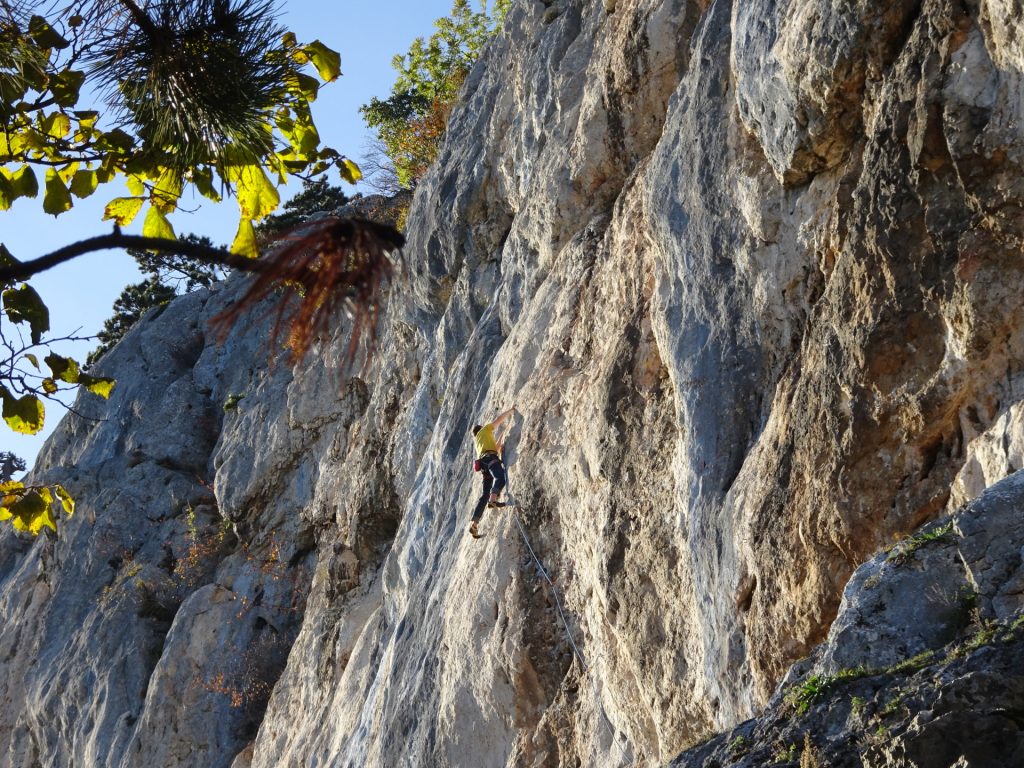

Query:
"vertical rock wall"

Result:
[[2, 1, 1023, 767]]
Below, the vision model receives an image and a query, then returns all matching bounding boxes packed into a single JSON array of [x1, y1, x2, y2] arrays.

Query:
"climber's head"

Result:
[[472, 425, 482, 436]]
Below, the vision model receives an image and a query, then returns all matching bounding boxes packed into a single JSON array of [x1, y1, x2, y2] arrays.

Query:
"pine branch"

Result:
[[0, 230, 266, 284]]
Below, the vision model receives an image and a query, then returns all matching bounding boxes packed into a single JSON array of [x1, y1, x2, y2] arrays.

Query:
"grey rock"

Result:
[[672, 471, 1024, 767], [3, 1, 1024, 767]]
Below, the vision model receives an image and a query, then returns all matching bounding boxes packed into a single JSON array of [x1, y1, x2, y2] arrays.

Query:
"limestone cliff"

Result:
[[2, 1, 1023, 766]]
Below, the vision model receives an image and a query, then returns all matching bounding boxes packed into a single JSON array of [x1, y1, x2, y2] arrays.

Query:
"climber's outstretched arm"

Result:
[[494, 407, 516, 452], [491, 406, 515, 429]]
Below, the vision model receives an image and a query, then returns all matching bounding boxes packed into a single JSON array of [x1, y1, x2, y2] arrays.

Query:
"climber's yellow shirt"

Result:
[[474, 423, 498, 456]]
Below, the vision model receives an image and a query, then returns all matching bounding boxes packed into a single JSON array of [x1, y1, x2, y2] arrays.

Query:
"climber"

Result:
[[468, 406, 516, 538]]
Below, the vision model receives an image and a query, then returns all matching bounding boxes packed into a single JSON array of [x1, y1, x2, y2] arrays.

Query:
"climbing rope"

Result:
[[504, 482, 632, 765], [510, 505, 588, 672]]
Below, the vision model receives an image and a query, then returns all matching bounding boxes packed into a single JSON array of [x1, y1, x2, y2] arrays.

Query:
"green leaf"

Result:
[[42, 112, 71, 139], [43, 169, 73, 215], [44, 353, 80, 384], [0, 174, 12, 211], [287, 72, 320, 102], [57, 162, 79, 185], [142, 206, 176, 240], [78, 375, 115, 399], [193, 167, 222, 202], [28, 16, 70, 49], [151, 168, 182, 214], [24, 353, 39, 369], [227, 163, 280, 221], [70, 169, 98, 199], [41, 378, 57, 394], [302, 41, 342, 82], [51, 70, 86, 108], [54, 485, 74, 517], [96, 129, 134, 152], [3, 284, 50, 343], [10, 166, 38, 199], [103, 197, 144, 227], [1, 388, 44, 435], [339, 158, 363, 184], [230, 218, 259, 259]]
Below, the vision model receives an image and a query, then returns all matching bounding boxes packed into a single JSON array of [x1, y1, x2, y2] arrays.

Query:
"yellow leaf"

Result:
[[0, 480, 24, 508], [8, 489, 47, 531], [11, 166, 38, 199], [227, 163, 280, 221], [57, 162, 79, 185], [1, 389, 44, 434], [126, 175, 145, 196], [152, 167, 182, 214], [230, 218, 259, 259], [75, 111, 99, 129], [43, 169, 72, 215], [70, 169, 98, 199], [0, 174, 12, 211], [55, 485, 74, 517], [103, 197, 144, 227], [193, 167, 222, 202], [42, 112, 71, 139], [78, 375, 116, 399], [0, 508, 11, 521], [142, 206, 175, 240], [339, 158, 362, 184], [30, 507, 57, 534], [302, 41, 342, 82]]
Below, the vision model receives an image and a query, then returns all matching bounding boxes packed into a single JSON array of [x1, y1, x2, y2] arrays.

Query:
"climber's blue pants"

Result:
[[472, 454, 506, 522]]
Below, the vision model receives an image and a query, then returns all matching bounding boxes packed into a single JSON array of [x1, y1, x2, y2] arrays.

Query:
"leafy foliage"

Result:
[[1, 2, 406, 537], [0, 0, 348, 536], [88, 176, 352, 366], [0, 479, 74, 533], [1, 0, 353, 244], [360, 0, 509, 189]]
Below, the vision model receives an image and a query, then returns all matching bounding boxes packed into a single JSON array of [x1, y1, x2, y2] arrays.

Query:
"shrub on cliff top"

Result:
[[360, 0, 511, 190]]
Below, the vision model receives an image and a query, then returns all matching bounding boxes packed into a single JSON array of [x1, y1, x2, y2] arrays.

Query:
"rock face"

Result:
[[2, 1, 1024, 766], [671, 470, 1024, 768]]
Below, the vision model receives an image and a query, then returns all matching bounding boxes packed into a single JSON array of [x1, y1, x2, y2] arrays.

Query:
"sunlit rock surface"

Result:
[[2, 1, 1023, 766], [671, 471, 1024, 767]]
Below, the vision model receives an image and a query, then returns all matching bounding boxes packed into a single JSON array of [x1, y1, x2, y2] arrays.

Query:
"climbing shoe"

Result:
[[469, 521, 482, 538], [487, 501, 507, 509]]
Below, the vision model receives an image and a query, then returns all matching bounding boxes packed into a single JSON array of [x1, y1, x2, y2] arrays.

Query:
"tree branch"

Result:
[[0, 231, 267, 284]]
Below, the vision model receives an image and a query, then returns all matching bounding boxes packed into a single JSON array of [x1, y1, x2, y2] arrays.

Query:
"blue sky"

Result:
[[1, 0, 458, 466]]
